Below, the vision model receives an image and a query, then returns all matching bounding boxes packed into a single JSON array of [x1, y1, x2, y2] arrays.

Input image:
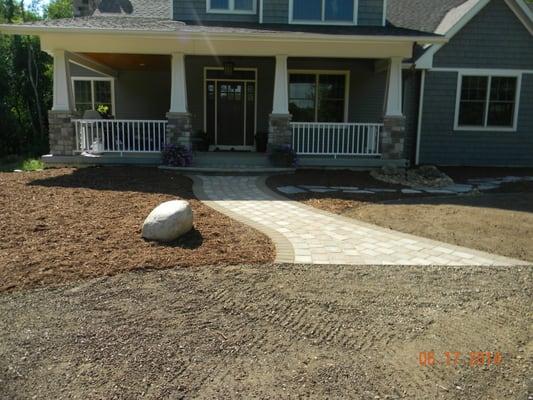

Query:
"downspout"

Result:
[[415, 69, 426, 166], [259, 0, 264, 23]]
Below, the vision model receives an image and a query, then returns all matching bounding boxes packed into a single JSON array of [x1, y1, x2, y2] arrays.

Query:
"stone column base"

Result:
[[48, 110, 78, 156], [381, 115, 407, 160], [268, 113, 292, 149], [166, 112, 193, 148]]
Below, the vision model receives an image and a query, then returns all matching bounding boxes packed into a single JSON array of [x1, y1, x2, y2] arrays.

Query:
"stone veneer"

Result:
[[268, 113, 292, 148], [381, 115, 407, 160], [48, 110, 79, 156], [166, 112, 193, 148]]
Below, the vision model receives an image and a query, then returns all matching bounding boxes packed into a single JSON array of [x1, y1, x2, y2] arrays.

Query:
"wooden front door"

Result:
[[205, 73, 256, 150], [217, 81, 245, 146]]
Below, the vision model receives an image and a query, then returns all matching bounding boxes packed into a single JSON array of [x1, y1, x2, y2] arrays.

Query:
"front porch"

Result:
[[47, 51, 408, 168]]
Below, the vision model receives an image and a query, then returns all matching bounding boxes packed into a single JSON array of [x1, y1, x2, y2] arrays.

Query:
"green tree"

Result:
[[0, 0, 71, 158]]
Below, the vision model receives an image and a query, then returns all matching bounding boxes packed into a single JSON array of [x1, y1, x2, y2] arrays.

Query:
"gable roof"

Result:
[[387, 0, 471, 32], [388, 0, 533, 33]]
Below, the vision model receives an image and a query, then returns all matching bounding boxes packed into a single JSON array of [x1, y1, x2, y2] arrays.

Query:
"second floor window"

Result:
[[292, 0, 356, 23], [208, 0, 256, 13]]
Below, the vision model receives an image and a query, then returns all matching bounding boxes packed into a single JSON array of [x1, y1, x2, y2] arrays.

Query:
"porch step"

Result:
[[159, 165, 295, 176], [163, 151, 295, 175]]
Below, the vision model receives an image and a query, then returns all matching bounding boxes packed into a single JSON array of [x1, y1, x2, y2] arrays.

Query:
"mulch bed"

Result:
[[0, 167, 274, 292]]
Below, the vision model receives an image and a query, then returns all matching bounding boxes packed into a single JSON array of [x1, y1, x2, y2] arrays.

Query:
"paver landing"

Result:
[[193, 176, 527, 266]]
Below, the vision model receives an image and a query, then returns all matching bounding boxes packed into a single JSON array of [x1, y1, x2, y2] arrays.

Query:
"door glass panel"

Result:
[[325, 0, 353, 21], [293, 0, 321, 20]]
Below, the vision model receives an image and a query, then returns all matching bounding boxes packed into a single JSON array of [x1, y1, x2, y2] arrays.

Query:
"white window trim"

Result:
[[71, 77, 116, 116], [289, 0, 359, 25], [453, 70, 522, 133], [206, 0, 257, 15], [288, 69, 350, 122]]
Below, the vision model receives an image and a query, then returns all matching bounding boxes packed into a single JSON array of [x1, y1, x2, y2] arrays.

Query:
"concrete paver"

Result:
[[193, 176, 528, 266]]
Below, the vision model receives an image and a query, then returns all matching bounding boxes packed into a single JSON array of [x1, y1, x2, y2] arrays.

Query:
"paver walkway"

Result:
[[193, 176, 528, 266]]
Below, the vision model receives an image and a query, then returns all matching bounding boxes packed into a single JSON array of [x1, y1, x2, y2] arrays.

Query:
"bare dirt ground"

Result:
[[267, 170, 533, 262], [0, 264, 531, 400], [0, 167, 274, 292]]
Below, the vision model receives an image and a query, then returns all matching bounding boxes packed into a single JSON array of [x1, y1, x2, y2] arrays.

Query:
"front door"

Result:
[[217, 81, 245, 146], [205, 72, 256, 150]]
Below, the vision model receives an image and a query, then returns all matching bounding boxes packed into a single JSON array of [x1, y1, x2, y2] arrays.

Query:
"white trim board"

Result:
[[452, 70, 522, 133], [505, 0, 533, 35], [288, 0, 359, 25]]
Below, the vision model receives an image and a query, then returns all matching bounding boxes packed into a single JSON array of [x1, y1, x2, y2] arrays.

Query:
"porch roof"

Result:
[[0, 17, 445, 44]]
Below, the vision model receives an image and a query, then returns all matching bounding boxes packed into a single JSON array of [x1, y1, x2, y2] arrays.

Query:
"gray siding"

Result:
[[195, 0, 386, 25], [185, 56, 386, 134], [173, 0, 258, 22], [262, 0, 288, 24], [419, 72, 533, 166], [434, 0, 533, 69], [419, 0, 533, 166], [70, 64, 170, 120], [185, 56, 275, 134], [358, 0, 384, 26], [402, 70, 420, 163]]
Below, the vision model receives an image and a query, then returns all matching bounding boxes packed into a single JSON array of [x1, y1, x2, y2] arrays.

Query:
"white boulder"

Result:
[[142, 200, 193, 242]]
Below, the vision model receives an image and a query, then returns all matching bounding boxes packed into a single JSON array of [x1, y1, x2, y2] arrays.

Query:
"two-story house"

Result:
[[0, 0, 532, 167]]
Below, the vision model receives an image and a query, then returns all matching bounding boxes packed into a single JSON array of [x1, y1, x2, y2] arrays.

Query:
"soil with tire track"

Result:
[[0, 264, 530, 399]]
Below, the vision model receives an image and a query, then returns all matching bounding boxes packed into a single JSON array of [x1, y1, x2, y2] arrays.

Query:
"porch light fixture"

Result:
[[223, 61, 235, 76]]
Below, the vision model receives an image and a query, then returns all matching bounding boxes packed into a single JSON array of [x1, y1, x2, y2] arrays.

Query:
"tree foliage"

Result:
[[0, 0, 72, 158]]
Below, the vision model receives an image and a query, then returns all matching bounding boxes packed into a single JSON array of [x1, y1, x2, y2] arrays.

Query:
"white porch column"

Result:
[[268, 55, 292, 148], [169, 52, 188, 113], [52, 50, 73, 112], [272, 55, 289, 115], [385, 56, 403, 117], [382, 56, 407, 162]]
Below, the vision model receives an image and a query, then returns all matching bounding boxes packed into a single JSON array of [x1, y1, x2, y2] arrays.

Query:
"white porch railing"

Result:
[[291, 122, 382, 157], [74, 119, 168, 153]]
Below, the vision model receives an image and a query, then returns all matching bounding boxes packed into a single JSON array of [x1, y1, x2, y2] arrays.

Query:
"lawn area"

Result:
[[267, 169, 533, 262], [0, 167, 274, 291]]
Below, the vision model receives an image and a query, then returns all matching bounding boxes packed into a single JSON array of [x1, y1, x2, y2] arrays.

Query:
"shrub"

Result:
[[21, 158, 45, 171], [269, 144, 297, 167], [161, 144, 193, 167]]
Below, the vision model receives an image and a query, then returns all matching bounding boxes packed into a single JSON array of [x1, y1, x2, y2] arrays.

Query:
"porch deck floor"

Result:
[[193, 175, 529, 266]]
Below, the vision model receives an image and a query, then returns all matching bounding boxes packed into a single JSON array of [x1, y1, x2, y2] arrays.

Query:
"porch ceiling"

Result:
[[82, 53, 170, 71]]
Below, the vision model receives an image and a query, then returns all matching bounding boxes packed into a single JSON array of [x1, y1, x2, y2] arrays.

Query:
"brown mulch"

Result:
[[0, 167, 274, 292]]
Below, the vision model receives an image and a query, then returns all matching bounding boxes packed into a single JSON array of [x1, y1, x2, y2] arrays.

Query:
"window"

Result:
[[289, 72, 347, 122], [291, 0, 357, 24], [456, 73, 520, 131], [207, 0, 255, 14], [72, 78, 114, 115]]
